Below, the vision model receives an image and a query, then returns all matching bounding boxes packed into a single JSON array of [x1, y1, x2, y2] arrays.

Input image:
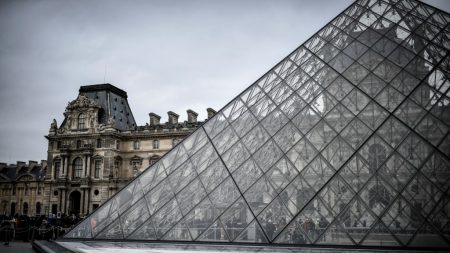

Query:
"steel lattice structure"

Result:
[[65, 0, 450, 249]]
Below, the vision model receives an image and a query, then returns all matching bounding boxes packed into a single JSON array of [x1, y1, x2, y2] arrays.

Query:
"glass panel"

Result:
[[151, 199, 183, 239], [261, 109, 289, 136], [343, 62, 370, 85], [266, 157, 299, 193], [221, 141, 250, 173], [257, 197, 293, 241], [326, 76, 354, 102], [329, 52, 354, 73], [250, 95, 276, 120], [209, 177, 240, 216], [234, 219, 268, 243], [340, 155, 372, 193], [306, 120, 338, 151], [199, 159, 228, 193], [184, 197, 220, 240], [342, 88, 370, 114], [287, 138, 318, 173], [268, 83, 293, 106], [291, 105, 321, 134], [279, 93, 307, 119], [197, 219, 229, 242], [314, 66, 340, 88], [325, 103, 355, 133], [162, 219, 192, 241], [421, 152, 450, 192], [96, 218, 123, 239], [415, 114, 449, 147], [296, 79, 323, 103], [244, 176, 277, 215], [231, 108, 259, 138], [220, 198, 254, 241], [358, 101, 389, 130], [397, 133, 432, 169], [212, 125, 239, 155], [190, 142, 219, 174], [253, 139, 283, 173], [168, 160, 196, 194], [340, 118, 372, 149], [274, 122, 303, 152], [374, 84, 405, 112], [233, 158, 263, 193], [121, 199, 150, 238], [381, 196, 418, 245], [322, 136, 354, 170], [242, 124, 270, 154], [176, 179, 207, 216], [390, 70, 421, 97], [65, 218, 91, 238], [203, 112, 229, 139]]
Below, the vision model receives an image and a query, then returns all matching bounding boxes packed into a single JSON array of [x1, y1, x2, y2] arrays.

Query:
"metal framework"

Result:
[[65, 0, 450, 249]]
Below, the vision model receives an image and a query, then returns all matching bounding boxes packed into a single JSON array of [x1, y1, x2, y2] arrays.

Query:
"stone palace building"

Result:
[[0, 83, 214, 217]]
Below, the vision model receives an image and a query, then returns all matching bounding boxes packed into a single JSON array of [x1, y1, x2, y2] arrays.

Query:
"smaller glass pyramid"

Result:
[[65, 0, 450, 249]]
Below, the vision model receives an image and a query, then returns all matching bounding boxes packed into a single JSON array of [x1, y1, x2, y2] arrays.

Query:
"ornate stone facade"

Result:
[[0, 83, 213, 217]]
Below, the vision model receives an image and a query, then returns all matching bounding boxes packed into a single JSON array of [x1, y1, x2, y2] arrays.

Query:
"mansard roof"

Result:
[[79, 83, 137, 130]]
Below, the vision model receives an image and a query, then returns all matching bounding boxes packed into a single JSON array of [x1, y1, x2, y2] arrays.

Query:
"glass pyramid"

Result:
[[65, 0, 450, 249]]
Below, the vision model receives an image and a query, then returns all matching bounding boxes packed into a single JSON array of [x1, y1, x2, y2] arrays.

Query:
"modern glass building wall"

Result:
[[64, 0, 450, 250]]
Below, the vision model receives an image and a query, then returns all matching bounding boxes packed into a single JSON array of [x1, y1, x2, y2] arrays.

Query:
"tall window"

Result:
[[54, 161, 61, 179], [94, 160, 101, 179], [73, 158, 83, 178], [96, 139, 102, 148], [77, 140, 82, 148], [78, 113, 86, 129], [116, 140, 120, 150], [133, 140, 140, 150], [23, 202, 28, 215], [36, 202, 41, 215], [153, 139, 160, 149]]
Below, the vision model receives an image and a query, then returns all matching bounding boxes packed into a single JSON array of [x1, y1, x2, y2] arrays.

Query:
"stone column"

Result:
[[86, 156, 91, 177], [81, 189, 85, 215], [63, 157, 68, 177], [82, 156, 87, 177]]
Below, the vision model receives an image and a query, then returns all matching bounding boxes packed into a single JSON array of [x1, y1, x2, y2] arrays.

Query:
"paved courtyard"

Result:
[[1, 241, 36, 253]]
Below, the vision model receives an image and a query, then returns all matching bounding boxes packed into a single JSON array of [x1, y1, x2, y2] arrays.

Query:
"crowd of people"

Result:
[[0, 213, 81, 246]]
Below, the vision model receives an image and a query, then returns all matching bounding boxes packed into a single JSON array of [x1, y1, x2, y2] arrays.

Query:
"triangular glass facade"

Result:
[[65, 0, 450, 249]]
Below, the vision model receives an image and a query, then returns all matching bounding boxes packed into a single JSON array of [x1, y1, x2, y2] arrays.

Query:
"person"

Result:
[[318, 217, 329, 241], [1, 217, 13, 246]]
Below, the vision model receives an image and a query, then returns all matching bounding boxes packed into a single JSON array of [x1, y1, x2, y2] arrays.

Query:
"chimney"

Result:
[[187, 109, 198, 123], [17, 161, 26, 167], [207, 108, 216, 119], [149, 113, 161, 126], [29, 160, 38, 168], [168, 111, 179, 125]]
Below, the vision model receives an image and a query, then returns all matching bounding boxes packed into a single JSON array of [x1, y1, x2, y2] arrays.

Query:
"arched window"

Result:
[[36, 202, 41, 215], [23, 202, 28, 215], [73, 157, 83, 178], [78, 113, 86, 129]]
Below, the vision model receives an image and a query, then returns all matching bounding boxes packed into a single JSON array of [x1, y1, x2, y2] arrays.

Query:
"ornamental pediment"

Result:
[[66, 95, 100, 110]]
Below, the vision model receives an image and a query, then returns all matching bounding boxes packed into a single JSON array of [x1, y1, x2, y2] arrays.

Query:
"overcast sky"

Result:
[[0, 0, 448, 164]]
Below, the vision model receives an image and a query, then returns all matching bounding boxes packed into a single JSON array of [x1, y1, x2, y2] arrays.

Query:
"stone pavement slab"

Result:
[[1, 241, 36, 253]]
